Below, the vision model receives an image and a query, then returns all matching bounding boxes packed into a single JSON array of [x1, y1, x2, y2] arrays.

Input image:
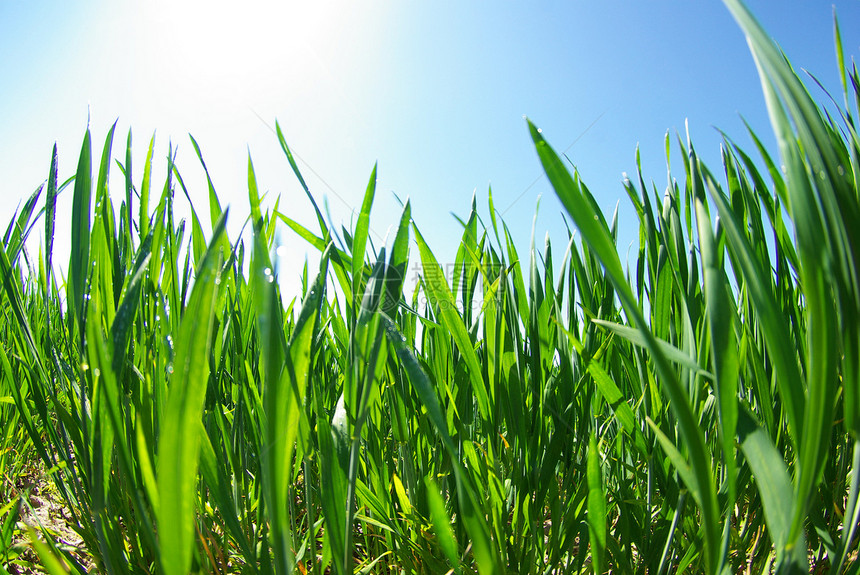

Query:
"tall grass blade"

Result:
[[156, 212, 227, 575], [68, 127, 92, 350]]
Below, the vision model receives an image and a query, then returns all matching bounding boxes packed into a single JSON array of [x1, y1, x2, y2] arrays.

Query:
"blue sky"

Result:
[[2, 1, 859, 298]]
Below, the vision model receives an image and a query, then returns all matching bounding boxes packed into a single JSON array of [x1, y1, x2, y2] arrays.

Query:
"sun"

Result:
[[130, 0, 335, 128]]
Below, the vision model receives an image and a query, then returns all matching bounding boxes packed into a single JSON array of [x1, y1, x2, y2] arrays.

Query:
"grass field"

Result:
[[1, 1, 859, 573]]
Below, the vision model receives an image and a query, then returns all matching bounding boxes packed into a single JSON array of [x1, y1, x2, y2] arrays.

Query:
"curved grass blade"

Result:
[[68, 127, 92, 350], [693, 149, 739, 506], [157, 212, 227, 575], [44, 144, 58, 299], [720, 3, 850, 548], [412, 223, 491, 421], [381, 314, 501, 574], [529, 120, 721, 574], [424, 476, 462, 575], [586, 434, 606, 574], [352, 164, 377, 301], [736, 408, 807, 571]]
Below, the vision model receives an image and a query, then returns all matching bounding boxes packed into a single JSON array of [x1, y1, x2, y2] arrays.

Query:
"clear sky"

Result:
[[2, 1, 859, 299]]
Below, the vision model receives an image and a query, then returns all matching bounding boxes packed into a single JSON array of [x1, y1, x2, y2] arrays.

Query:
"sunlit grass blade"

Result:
[[736, 408, 806, 571], [586, 434, 606, 574], [424, 476, 461, 575], [156, 212, 227, 575], [530, 119, 722, 574], [380, 314, 501, 575], [722, 5, 855, 554], [44, 143, 59, 300], [67, 127, 92, 350], [382, 201, 411, 315], [275, 121, 329, 241], [352, 164, 376, 301], [693, 145, 739, 506], [139, 132, 155, 240], [412, 223, 491, 421]]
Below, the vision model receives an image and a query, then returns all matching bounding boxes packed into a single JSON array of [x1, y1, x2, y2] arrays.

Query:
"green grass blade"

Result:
[[157, 212, 227, 575], [68, 127, 92, 350], [704, 173, 805, 444], [352, 164, 377, 301], [44, 144, 58, 300], [123, 128, 133, 248], [586, 434, 606, 574], [736, 409, 807, 571], [693, 150, 739, 506], [412, 223, 491, 421], [530, 120, 721, 574], [424, 476, 461, 575], [382, 201, 411, 315], [275, 121, 329, 240], [380, 315, 500, 574], [95, 121, 116, 206], [139, 132, 155, 240]]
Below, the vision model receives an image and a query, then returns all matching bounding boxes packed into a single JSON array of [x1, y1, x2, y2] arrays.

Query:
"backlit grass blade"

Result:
[[560, 323, 648, 455], [586, 434, 606, 574], [352, 164, 377, 302], [724, 2, 852, 549], [173, 167, 207, 267], [530, 120, 722, 574], [85, 279, 160, 569], [122, 128, 133, 248], [139, 132, 155, 239], [68, 127, 92, 350], [591, 319, 710, 378], [273, 253, 329, 575], [27, 527, 71, 575], [197, 422, 256, 566], [736, 408, 806, 571], [704, 172, 805, 444], [188, 134, 224, 230], [44, 143, 58, 300], [157, 212, 227, 575], [380, 314, 501, 575], [275, 121, 329, 241], [382, 201, 411, 315], [412, 223, 491, 421], [5, 184, 43, 269], [693, 146, 739, 505], [424, 476, 461, 575], [317, 395, 350, 575], [109, 231, 152, 374]]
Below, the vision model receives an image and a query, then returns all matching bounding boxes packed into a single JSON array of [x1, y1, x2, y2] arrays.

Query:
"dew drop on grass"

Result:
[[838, 165, 845, 176]]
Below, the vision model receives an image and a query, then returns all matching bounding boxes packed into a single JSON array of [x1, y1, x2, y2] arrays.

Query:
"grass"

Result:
[[1, 1, 859, 573]]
